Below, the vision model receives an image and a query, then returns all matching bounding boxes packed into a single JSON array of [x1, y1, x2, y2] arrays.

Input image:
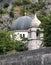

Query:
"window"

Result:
[[36, 29, 40, 37], [20, 34, 22, 38], [23, 34, 25, 38]]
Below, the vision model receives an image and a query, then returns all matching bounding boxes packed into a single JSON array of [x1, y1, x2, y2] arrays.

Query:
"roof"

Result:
[[11, 16, 32, 30], [31, 14, 41, 27]]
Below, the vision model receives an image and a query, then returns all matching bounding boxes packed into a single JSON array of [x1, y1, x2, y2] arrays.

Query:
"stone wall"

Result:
[[0, 47, 51, 65]]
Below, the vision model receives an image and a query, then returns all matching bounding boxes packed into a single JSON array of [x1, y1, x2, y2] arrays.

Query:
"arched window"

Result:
[[36, 29, 40, 37], [23, 34, 25, 38], [20, 34, 22, 38]]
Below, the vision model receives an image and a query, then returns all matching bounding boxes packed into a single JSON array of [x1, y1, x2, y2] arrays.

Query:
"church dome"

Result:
[[11, 16, 32, 30], [31, 14, 41, 28]]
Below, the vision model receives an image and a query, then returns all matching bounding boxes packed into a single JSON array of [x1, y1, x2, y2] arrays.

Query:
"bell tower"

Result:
[[28, 14, 43, 50]]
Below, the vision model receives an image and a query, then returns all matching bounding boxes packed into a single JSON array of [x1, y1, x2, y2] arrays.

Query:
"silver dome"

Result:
[[11, 16, 32, 30]]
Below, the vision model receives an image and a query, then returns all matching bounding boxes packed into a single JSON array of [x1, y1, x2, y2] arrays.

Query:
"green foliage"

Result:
[[11, 32, 28, 52], [9, 11, 14, 21], [22, 0, 30, 5], [0, 30, 13, 54], [43, 16, 51, 46], [22, 38, 28, 41], [38, 14, 51, 47], [15, 41, 28, 51], [14, 0, 30, 6], [0, 30, 28, 54], [0, 20, 3, 24], [30, 1, 45, 14], [0, 0, 3, 2], [9, 11, 14, 18], [4, 2, 9, 8], [0, 8, 3, 14], [14, 0, 22, 6]]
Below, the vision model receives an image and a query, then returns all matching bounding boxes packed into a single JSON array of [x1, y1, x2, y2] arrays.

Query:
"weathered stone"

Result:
[[0, 47, 51, 65], [42, 54, 51, 65]]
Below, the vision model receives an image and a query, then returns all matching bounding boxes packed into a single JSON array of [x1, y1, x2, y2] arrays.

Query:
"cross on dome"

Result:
[[31, 14, 41, 28]]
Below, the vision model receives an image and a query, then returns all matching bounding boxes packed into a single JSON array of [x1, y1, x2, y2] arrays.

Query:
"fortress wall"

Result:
[[0, 47, 51, 65]]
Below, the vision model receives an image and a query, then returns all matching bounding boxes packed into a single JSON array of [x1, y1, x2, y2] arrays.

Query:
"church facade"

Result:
[[11, 14, 43, 50]]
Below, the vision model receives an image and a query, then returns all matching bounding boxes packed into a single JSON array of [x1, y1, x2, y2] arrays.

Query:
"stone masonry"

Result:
[[0, 47, 51, 65]]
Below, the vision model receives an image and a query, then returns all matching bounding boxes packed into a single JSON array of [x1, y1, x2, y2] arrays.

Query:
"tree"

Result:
[[29, 1, 45, 14], [14, 0, 30, 6], [38, 14, 51, 47], [0, 8, 3, 17], [9, 11, 14, 20], [14, 0, 22, 6], [0, 30, 14, 55], [43, 16, 51, 46], [4, 2, 9, 8], [15, 41, 28, 51], [0, 30, 28, 55], [22, 0, 30, 5], [11, 32, 28, 52], [0, 8, 3, 14], [0, 0, 3, 2]]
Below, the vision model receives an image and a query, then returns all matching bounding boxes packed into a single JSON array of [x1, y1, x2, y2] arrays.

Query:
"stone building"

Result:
[[11, 14, 43, 50], [28, 14, 43, 50]]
